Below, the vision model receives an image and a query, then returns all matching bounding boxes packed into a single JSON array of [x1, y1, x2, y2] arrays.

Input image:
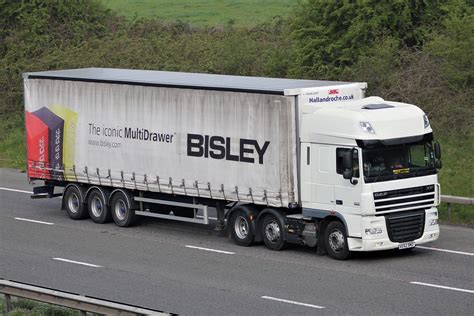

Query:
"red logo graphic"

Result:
[[328, 89, 339, 95]]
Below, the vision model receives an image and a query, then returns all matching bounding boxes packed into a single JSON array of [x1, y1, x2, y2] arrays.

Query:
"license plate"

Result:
[[398, 241, 416, 250]]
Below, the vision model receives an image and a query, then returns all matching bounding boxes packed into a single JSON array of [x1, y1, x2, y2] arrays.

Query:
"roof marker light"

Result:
[[359, 121, 375, 134]]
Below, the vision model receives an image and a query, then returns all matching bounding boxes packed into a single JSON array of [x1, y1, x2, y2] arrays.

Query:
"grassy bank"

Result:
[[436, 134, 474, 226], [1, 115, 472, 225], [0, 295, 80, 315], [0, 114, 25, 169], [100, 0, 295, 26]]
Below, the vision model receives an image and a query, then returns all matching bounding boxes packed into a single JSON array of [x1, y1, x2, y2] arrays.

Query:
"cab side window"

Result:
[[336, 148, 359, 178]]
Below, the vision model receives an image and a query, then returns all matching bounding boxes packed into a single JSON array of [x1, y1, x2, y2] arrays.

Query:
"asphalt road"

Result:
[[1, 168, 473, 315]]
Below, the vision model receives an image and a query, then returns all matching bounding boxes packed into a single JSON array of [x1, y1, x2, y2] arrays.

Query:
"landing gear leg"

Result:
[[215, 201, 225, 232]]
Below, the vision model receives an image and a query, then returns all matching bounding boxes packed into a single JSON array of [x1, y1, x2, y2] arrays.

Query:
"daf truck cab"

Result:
[[298, 96, 441, 259]]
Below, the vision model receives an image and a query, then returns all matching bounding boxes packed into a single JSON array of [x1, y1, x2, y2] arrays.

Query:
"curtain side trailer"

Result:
[[24, 68, 441, 260]]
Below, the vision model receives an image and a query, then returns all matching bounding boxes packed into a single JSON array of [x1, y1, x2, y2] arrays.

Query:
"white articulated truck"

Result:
[[24, 68, 442, 260]]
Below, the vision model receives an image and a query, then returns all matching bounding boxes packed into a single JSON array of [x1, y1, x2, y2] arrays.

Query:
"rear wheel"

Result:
[[64, 185, 88, 220], [324, 221, 351, 260], [110, 191, 136, 227], [261, 214, 287, 251], [87, 189, 111, 224], [229, 208, 254, 246]]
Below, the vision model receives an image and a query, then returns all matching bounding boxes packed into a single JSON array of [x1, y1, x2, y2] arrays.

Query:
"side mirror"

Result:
[[434, 142, 441, 159], [435, 159, 442, 169], [343, 151, 352, 170], [343, 169, 353, 180]]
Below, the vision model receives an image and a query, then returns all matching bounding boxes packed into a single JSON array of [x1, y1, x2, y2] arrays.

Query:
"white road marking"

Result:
[[411, 282, 474, 294], [0, 187, 32, 194], [15, 217, 54, 225], [52, 258, 102, 268], [185, 245, 235, 255], [417, 246, 474, 256], [261, 296, 325, 309]]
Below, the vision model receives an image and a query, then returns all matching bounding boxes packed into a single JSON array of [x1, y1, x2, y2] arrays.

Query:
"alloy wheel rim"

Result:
[[91, 196, 103, 217], [235, 216, 249, 240], [265, 220, 280, 242], [328, 229, 345, 252], [68, 193, 80, 214], [115, 200, 127, 220]]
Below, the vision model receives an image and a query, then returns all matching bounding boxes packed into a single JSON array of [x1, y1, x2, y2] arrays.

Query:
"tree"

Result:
[[289, 0, 450, 79]]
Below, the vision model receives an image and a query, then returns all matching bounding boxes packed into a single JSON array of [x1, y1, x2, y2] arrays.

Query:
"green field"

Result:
[[101, 0, 295, 26]]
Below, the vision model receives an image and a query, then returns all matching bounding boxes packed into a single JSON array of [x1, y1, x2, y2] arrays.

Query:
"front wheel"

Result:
[[324, 221, 351, 260], [110, 191, 136, 227]]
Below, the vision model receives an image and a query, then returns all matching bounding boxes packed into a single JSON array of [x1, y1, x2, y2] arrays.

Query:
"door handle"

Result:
[[336, 200, 343, 205]]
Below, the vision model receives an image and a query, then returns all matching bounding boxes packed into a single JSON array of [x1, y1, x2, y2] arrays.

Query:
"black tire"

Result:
[[64, 185, 88, 220], [229, 208, 255, 247], [87, 189, 111, 224], [324, 221, 351, 260], [261, 214, 287, 251], [110, 191, 136, 227]]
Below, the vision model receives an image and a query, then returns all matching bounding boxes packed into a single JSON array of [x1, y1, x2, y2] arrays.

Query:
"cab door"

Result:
[[301, 143, 335, 211], [334, 147, 362, 218]]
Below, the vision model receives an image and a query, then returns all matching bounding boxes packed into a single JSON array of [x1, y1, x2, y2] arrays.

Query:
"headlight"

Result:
[[360, 121, 375, 134], [429, 219, 438, 226], [423, 114, 430, 128], [365, 227, 383, 235]]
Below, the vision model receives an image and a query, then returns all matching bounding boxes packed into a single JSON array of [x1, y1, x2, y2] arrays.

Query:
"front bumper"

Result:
[[348, 207, 440, 252]]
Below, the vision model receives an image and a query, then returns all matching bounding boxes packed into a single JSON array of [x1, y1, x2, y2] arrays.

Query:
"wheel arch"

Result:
[[256, 207, 288, 246], [109, 188, 137, 209], [303, 208, 349, 236], [226, 204, 260, 242], [85, 185, 110, 206], [226, 203, 259, 222], [323, 215, 347, 229]]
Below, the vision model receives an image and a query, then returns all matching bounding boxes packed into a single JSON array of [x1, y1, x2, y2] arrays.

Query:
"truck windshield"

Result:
[[362, 142, 436, 183]]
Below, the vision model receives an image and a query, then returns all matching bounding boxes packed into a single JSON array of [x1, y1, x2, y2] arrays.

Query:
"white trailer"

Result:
[[24, 68, 441, 259]]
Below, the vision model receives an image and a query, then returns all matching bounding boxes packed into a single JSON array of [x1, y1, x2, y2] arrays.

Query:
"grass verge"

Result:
[[0, 114, 25, 170], [0, 295, 80, 315], [436, 133, 474, 226]]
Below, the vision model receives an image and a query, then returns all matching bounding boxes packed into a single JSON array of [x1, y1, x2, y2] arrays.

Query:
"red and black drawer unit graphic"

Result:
[[26, 107, 64, 180]]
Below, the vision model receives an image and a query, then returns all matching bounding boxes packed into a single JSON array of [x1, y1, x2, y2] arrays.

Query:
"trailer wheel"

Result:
[[324, 221, 351, 260], [110, 191, 136, 227], [261, 214, 287, 251], [64, 185, 88, 220], [229, 208, 254, 246], [87, 189, 111, 224]]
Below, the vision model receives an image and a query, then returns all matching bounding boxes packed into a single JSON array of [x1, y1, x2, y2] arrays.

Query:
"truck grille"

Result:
[[385, 210, 425, 242], [373, 185, 435, 213]]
